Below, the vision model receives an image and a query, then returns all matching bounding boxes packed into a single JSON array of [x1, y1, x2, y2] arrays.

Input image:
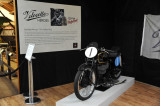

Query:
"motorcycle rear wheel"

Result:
[[74, 69, 96, 101]]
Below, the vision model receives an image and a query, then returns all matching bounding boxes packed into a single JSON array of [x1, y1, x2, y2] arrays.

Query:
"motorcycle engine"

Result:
[[97, 63, 109, 74]]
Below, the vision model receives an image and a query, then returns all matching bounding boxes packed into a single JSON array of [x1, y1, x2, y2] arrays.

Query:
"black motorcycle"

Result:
[[74, 42, 123, 100]]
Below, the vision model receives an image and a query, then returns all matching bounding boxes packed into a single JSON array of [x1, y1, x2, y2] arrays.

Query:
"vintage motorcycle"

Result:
[[74, 42, 123, 101]]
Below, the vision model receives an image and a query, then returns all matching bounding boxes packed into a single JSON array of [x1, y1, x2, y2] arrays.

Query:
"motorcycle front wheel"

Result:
[[74, 68, 96, 101]]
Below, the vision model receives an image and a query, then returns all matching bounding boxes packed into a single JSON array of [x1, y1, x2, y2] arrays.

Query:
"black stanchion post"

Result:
[[7, 53, 11, 80], [0, 48, 3, 72]]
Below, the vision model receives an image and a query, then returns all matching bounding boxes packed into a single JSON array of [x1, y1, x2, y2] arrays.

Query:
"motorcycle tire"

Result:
[[74, 69, 96, 101]]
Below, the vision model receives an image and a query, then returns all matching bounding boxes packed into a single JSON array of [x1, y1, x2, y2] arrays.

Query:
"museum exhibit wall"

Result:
[[16, 0, 114, 93], [16, 0, 160, 93]]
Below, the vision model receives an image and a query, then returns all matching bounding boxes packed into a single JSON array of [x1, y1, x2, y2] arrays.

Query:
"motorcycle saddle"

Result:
[[108, 47, 120, 58]]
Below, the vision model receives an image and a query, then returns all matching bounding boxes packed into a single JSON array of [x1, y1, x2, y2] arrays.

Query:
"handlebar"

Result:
[[79, 47, 116, 53]]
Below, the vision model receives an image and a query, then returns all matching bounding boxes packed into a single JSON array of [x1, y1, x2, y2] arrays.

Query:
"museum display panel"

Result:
[[17, 0, 81, 54]]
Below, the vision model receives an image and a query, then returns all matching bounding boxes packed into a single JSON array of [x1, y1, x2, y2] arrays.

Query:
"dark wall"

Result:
[[16, 0, 115, 93], [114, 0, 160, 87]]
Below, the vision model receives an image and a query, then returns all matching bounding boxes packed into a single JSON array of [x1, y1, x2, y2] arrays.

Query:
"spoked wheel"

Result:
[[74, 68, 96, 101]]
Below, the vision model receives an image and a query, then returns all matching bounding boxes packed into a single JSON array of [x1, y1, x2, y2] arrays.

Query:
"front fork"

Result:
[[86, 67, 96, 87], [78, 62, 97, 87], [119, 54, 122, 67]]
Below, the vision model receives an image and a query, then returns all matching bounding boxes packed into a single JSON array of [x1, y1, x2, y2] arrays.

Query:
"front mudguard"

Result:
[[78, 63, 94, 71], [78, 63, 87, 71]]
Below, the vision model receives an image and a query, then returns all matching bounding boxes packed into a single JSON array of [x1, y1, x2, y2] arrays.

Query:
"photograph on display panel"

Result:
[[50, 8, 67, 26]]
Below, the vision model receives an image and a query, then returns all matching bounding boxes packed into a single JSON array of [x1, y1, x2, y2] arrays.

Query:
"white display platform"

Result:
[[56, 76, 135, 106]]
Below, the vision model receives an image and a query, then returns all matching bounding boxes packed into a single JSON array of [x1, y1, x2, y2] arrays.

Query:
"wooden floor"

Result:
[[0, 81, 159, 106], [0, 56, 18, 99], [3, 57, 19, 91], [0, 76, 18, 99]]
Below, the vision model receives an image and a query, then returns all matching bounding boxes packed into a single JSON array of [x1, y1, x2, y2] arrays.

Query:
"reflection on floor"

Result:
[[0, 55, 18, 98], [0, 76, 18, 98]]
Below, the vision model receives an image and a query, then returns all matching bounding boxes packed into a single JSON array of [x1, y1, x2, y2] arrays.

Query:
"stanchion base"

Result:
[[25, 97, 41, 104], [23, 92, 38, 98]]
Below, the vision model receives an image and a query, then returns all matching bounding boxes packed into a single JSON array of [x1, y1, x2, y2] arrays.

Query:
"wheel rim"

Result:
[[78, 69, 95, 98]]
